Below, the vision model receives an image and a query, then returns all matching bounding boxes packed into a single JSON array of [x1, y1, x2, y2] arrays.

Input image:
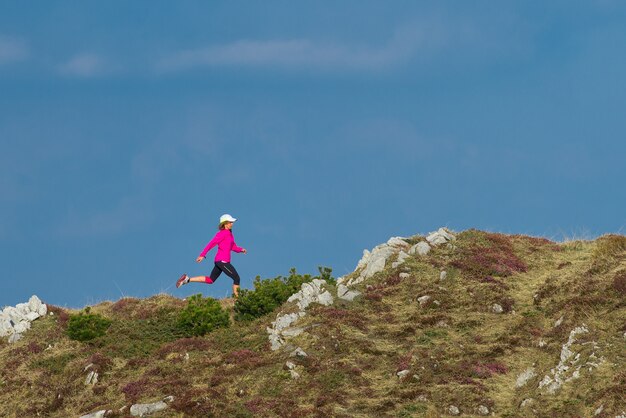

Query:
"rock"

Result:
[[417, 295, 431, 306], [8, 332, 22, 343], [85, 371, 98, 385], [520, 398, 534, 408], [399, 272, 410, 279], [80, 410, 109, 418], [391, 251, 410, 269], [492, 303, 504, 314], [289, 370, 300, 379], [538, 339, 547, 348], [287, 279, 333, 310], [409, 242, 431, 256], [397, 370, 410, 379], [0, 319, 13, 337], [516, 367, 536, 388], [271, 312, 303, 333], [554, 316, 564, 327], [594, 405, 604, 416], [130, 400, 168, 417], [427, 228, 456, 246], [339, 290, 361, 301], [14, 320, 31, 333], [26, 312, 40, 321], [440, 271, 447, 281], [281, 327, 305, 337], [478, 405, 489, 415], [84, 363, 94, 372], [387, 237, 409, 248], [448, 405, 460, 415], [285, 361, 296, 370], [538, 325, 589, 394], [28, 295, 46, 316], [290, 347, 308, 358], [337, 284, 361, 301], [267, 331, 284, 351], [360, 246, 397, 280]]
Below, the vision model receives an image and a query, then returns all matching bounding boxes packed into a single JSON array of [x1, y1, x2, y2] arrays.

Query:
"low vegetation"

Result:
[[0, 232, 624, 417]]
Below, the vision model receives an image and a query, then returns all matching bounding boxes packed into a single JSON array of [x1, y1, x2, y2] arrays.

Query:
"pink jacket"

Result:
[[199, 229, 244, 262]]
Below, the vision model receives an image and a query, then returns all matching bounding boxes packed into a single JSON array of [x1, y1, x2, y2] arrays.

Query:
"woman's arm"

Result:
[[199, 231, 224, 258]]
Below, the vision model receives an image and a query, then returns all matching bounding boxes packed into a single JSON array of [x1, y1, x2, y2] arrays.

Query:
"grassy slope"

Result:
[[0, 231, 624, 417]]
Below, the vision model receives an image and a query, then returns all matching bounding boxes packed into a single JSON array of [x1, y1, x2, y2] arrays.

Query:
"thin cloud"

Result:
[[157, 22, 452, 74], [58, 53, 109, 77], [0, 36, 28, 65]]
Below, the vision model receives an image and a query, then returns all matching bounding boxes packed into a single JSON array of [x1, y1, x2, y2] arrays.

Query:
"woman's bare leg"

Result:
[[233, 284, 240, 298]]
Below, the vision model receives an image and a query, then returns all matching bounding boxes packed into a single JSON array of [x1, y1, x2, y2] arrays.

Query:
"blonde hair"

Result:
[[218, 221, 230, 230]]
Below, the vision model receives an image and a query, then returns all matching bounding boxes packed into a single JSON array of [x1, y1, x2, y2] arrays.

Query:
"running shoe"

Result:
[[176, 274, 189, 288]]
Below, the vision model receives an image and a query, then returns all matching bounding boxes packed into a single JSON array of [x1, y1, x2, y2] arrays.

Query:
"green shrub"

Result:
[[66, 309, 112, 342], [177, 294, 230, 337], [234, 267, 334, 322]]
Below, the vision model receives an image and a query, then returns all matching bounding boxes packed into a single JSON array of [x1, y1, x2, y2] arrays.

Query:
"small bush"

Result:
[[66, 309, 112, 342], [177, 294, 230, 337], [234, 267, 334, 321]]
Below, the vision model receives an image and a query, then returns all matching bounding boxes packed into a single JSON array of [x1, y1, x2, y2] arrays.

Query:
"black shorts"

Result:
[[209, 262, 240, 286]]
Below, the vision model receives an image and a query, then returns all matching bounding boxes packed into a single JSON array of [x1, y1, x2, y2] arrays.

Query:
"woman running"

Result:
[[176, 214, 247, 298]]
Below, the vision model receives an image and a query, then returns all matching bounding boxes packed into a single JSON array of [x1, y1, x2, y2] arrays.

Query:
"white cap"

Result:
[[219, 214, 237, 223]]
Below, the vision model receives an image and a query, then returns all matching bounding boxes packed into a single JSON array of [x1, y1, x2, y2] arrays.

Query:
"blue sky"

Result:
[[2, 1, 625, 308]]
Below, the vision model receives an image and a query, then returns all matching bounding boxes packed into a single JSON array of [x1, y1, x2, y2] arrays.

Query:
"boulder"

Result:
[[387, 237, 409, 248], [448, 405, 460, 416], [417, 295, 431, 306], [426, 228, 456, 246], [130, 398, 172, 417], [492, 304, 504, 314], [397, 370, 410, 379], [409, 241, 431, 256], [478, 405, 490, 415], [290, 347, 308, 358]]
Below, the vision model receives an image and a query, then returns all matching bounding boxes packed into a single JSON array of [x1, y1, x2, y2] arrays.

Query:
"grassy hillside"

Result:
[[1, 230, 624, 417]]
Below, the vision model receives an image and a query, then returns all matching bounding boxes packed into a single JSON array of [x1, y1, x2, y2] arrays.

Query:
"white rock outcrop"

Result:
[[268, 229, 456, 351], [538, 325, 603, 394], [1, 295, 47, 342], [267, 279, 333, 351]]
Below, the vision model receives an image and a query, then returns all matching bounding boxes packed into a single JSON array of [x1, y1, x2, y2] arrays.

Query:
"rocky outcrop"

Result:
[[538, 325, 604, 394], [267, 279, 333, 351], [1, 295, 47, 342], [268, 228, 456, 351]]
